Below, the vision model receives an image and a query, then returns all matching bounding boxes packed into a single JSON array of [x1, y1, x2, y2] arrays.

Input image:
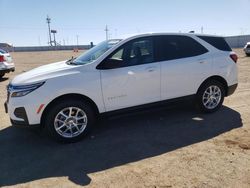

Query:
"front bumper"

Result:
[[4, 103, 29, 125], [5, 102, 39, 127], [227, 84, 238, 96]]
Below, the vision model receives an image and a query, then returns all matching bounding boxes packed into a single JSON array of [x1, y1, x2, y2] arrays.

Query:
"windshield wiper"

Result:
[[66, 57, 77, 65]]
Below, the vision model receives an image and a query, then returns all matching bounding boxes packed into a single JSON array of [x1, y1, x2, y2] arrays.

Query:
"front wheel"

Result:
[[196, 80, 225, 113], [45, 99, 95, 143]]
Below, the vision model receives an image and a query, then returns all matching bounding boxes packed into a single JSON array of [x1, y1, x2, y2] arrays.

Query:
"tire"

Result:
[[196, 80, 225, 113], [0, 73, 5, 78], [44, 99, 95, 143]]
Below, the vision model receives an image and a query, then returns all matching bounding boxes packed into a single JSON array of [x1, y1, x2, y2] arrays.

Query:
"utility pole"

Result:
[[105, 25, 109, 40], [76, 35, 79, 46], [115, 29, 117, 37], [46, 15, 52, 46], [201, 26, 204, 34]]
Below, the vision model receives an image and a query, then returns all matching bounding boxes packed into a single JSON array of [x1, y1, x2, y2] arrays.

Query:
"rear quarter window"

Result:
[[197, 36, 232, 51], [154, 35, 208, 61]]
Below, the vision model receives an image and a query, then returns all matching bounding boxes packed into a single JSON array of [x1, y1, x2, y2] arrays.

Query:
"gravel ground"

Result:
[[0, 49, 249, 188]]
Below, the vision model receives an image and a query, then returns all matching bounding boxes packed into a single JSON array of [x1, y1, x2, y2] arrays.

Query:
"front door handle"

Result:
[[198, 59, 207, 64], [145, 66, 156, 72]]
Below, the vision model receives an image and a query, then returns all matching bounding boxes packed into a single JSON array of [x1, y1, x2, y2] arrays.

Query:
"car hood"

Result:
[[11, 61, 80, 85]]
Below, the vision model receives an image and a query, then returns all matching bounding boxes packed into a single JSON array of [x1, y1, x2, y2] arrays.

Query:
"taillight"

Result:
[[230, 53, 238, 63], [0, 55, 5, 62]]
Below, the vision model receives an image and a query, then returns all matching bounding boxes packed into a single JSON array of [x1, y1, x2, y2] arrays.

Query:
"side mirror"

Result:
[[96, 58, 123, 70]]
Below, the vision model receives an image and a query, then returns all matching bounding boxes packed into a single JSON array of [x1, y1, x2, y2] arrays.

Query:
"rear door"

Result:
[[155, 35, 212, 100]]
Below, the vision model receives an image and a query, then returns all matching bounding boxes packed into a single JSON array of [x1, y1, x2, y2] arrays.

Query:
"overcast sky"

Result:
[[0, 0, 250, 46]]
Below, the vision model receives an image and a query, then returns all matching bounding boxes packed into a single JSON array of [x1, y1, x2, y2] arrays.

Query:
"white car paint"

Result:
[[101, 62, 161, 111], [0, 49, 15, 75], [243, 42, 250, 55], [6, 33, 238, 125]]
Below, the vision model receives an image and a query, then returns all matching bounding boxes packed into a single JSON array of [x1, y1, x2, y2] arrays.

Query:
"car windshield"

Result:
[[0, 49, 7, 54], [72, 39, 122, 65]]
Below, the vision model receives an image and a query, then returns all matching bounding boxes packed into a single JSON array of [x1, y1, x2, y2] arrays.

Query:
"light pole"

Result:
[[51, 30, 57, 46], [105, 25, 109, 40]]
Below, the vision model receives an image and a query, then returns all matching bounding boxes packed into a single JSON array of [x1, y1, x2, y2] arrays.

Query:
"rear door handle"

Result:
[[198, 59, 207, 64]]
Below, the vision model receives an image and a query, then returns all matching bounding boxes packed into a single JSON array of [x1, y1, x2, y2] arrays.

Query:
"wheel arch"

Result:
[[197, 76, 229, 96], [41, 93, 100, 126]]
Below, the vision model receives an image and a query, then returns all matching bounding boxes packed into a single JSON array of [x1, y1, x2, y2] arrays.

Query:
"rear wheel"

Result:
[[45, 99, 95, 143], [196, 80, 225, 113]]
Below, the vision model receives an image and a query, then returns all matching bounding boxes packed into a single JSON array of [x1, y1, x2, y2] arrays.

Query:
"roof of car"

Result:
[[118, 32, 222, 40]]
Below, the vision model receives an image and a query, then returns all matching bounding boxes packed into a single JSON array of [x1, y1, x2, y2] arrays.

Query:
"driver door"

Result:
[[98, 37, 161, 112]]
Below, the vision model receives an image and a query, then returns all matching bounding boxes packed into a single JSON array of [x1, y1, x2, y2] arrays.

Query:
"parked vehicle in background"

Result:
[[243, 42, 250, 56], [0, 49, 15, 78], [5, 33, 238, 143]]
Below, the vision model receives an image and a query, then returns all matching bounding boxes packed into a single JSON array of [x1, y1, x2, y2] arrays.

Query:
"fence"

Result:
[[1, 45, 91, 52], [225, 35, 250, 48]]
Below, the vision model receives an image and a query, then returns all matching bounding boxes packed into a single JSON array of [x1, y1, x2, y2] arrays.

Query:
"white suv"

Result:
[[243, 42, 250, 56], [5, 33, 238, 142], [0, 49, 15, 78]]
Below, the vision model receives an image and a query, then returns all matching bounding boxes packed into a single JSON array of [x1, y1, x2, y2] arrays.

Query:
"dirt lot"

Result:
[[0, 49, 250, 188]]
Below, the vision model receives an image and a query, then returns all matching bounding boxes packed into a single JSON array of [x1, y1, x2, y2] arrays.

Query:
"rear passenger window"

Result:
[[197, 36, 232, 51], [155, 35, 208, 61]]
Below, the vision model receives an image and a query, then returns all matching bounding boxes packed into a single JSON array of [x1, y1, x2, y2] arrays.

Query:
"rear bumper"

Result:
[[227, 84, 238, 96], [244, 49, 250, 55], [0, 67, 15, 74]]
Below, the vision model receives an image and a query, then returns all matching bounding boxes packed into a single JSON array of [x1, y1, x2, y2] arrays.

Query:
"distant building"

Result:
[[225, 35, 250, 48]]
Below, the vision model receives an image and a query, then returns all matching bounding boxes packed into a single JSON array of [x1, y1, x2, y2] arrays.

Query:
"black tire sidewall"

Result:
[[45, 99, 95, 143], [196, 80, 225, 113]]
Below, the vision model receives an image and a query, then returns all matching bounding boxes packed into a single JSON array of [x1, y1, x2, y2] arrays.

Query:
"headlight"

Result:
[[8, 81, 45, 98]]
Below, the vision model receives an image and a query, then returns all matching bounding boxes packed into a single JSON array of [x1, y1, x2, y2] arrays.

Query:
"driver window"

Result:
[[104, 37, 154, 69], [110, 48, 124, 60]]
